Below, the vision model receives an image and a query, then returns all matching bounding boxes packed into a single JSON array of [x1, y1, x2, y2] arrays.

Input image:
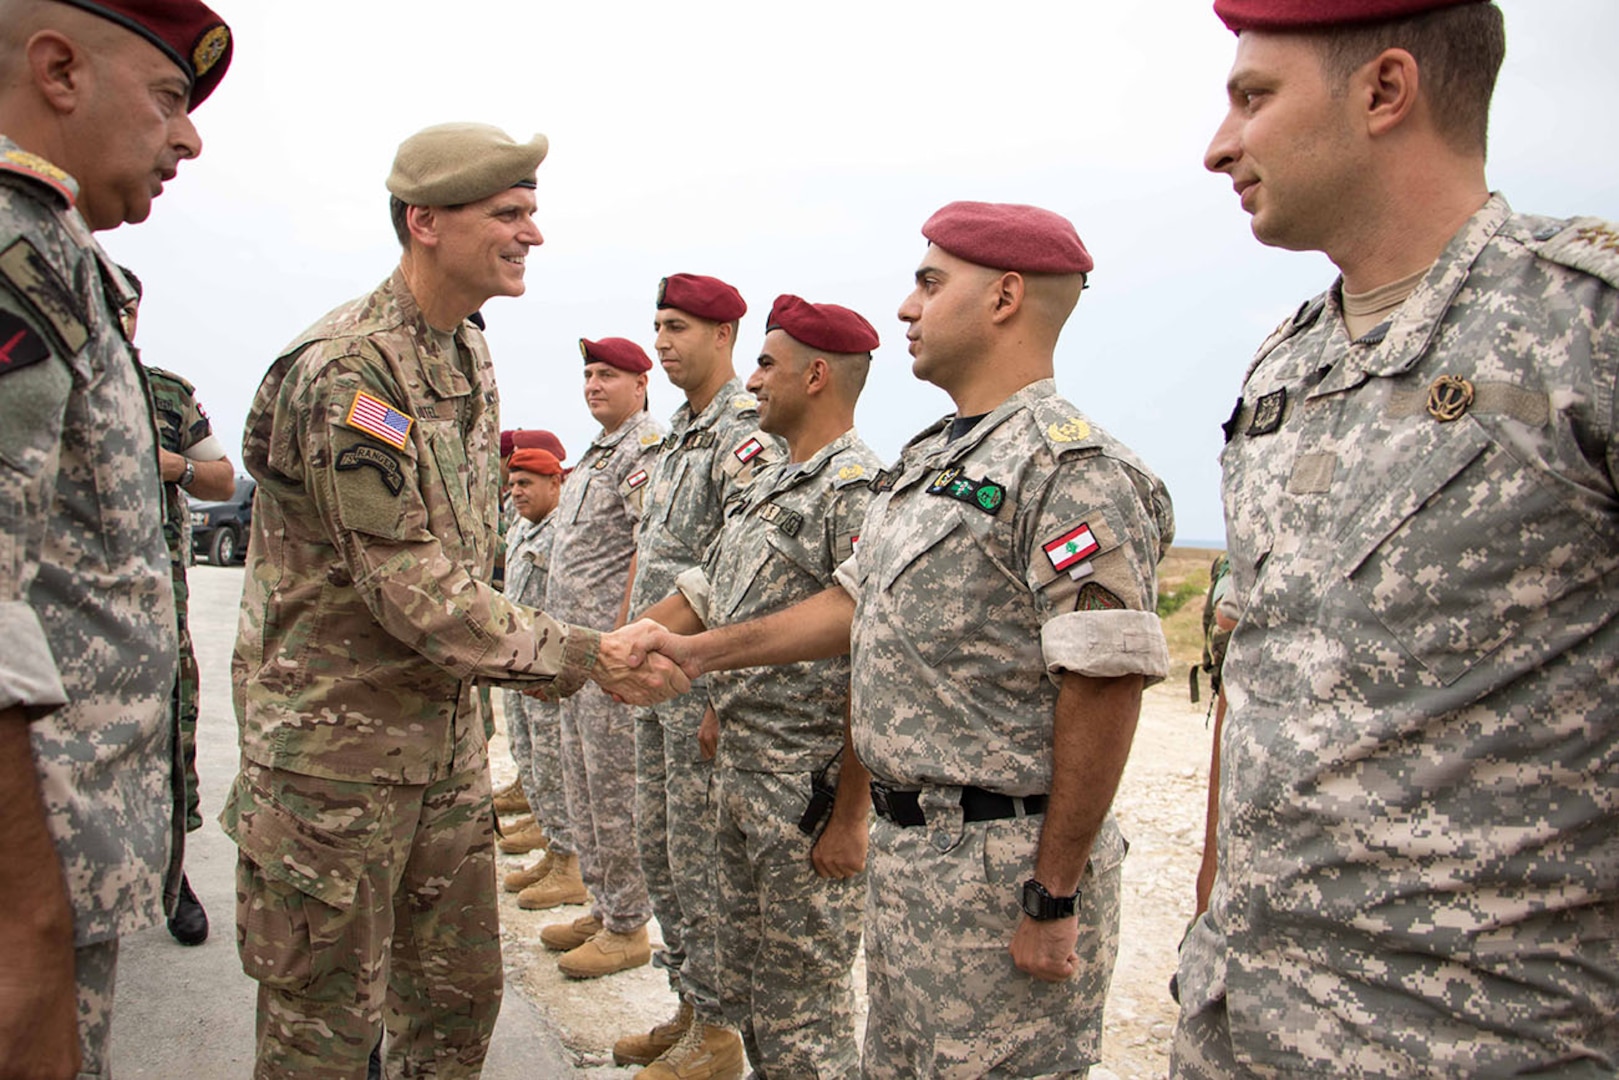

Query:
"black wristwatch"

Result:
[[1021, 879, 1079, 920]]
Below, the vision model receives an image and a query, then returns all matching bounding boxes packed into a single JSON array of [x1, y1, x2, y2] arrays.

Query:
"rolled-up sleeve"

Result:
[[1041, 609, 1169, 680]]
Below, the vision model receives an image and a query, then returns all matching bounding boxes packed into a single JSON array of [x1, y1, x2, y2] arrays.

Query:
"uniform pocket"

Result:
[[878, 510, 1020, 667], [1341, 419, 1609, 685]]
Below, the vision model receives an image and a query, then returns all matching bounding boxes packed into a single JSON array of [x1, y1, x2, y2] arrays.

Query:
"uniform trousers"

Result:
[[228, 761, 501, 1079], [635, 694, 721, 1020], [72, 937, 118, 1079], [715, 766, 863, 1079], [861, 790, 1123, 1079], [560, 684, 650, 931], [503, 689, 574, 856]]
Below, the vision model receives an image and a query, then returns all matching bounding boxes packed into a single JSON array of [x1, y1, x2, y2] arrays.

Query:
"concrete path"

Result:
[[109, 564, 575, 1078]]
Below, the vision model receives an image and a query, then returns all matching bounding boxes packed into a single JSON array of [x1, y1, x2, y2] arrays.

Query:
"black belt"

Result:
[[869, 782, 1048, 827]]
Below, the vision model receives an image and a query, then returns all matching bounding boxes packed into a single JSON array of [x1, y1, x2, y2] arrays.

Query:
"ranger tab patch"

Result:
[[0, 311, 49, 375], [336, 444, 405, 495], [345, 390, 413, 450], [1044, 522, 1100, 573]]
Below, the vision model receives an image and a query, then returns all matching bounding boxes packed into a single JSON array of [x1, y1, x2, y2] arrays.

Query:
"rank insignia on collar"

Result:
[[758, 502, 803, 537], [734, 437, 764, 463], [592, 453, 612, 470], [662, 432, 681, 451], [1044, 522, 1099, 573], [1247, 388, 1286, 436], [1426, 374, 1474, 422], [870, 469, 897, 493]]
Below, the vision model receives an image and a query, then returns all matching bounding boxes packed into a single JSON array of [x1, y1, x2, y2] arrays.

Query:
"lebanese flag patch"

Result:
[[626, 469, 648, 489], [1043, 522, 1099, 573], [734, 437, 763, 464]]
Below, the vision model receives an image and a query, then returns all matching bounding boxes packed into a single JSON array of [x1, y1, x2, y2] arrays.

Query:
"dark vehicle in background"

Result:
[[191, 477, 255, 565]]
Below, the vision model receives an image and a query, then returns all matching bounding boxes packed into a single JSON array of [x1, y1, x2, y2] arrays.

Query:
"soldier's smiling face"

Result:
[[747, 329, 809, 437], [432, 187, 543, 304], [70, 32, 201, 230]]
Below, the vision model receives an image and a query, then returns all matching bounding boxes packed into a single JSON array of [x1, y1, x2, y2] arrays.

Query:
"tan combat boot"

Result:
[[635, 1020, 743, 1080], [502, 853, 552, 893], [613, 1000, 693, 1067], [539, 913, 602, 951], [516, 852, 587, 909], [492, 782, 530, 816], [498, 817, 548, 855], [557, 925, 651, 979]]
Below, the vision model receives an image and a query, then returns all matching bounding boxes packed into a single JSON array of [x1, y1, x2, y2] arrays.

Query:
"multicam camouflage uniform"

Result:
[[147, 365, 216, 832], [226, 269, 601, 1079], [673, 429, 880, 1078], [834, 379, 1173, 1078], [502, 511, 573, 857], [547, 409, 664, 931], [0, 139, 179, 1075], [626, 376, 779, 1017], [1174, 196, 1619, 1078]]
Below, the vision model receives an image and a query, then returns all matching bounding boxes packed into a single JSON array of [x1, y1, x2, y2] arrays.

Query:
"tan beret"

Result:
[[386, 122, 549, 207]]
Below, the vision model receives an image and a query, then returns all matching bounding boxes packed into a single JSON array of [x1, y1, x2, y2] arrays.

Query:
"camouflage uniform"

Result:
[[548, 409, 664, 930], [1174, 196, 1619, 1078], [147, 365, 215, 832], [834, 379, 1173, 1078], [502, 511, 572, 857], [0, 140, 179, 1074], [226, 269, 601, 1079], [673, 429, 880, 1078], [626, 376, 779, 1017]]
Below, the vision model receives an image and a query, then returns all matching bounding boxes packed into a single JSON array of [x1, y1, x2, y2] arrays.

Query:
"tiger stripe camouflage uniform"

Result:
[[502, 510, 572, 858], [547, 409, 665, 932], [147, 365, 214, 832], [0, 139, 180, 1076], [834, 380, 1173, 1078], [674, 429, 880, 1078], [1174, 197, 1619, 1077], [626, 376, 780, 1019], [226, 269, 602, 1078]]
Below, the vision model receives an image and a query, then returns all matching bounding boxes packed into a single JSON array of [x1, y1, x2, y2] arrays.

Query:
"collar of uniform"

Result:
[[385, 268, 474, 401], [0, 135, 80, 207], [1310, 194, 1511, 399], [749, 426, 860, 504], [929, 377, 1053, 465], [669, 375, 747, 437], [593, 408, 650, 451]]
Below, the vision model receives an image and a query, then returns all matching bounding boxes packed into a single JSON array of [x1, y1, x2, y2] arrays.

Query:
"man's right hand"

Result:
[[591, 619, 692, 705]]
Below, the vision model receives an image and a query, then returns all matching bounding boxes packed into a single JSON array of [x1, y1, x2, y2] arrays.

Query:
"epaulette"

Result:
[[830, 461, 869, 489], [0, 149, 74, 209], [1531, 217, 1619, 291], [730, 392, 759, 414], [638, 428, 665, 452], [1245, 293, 1326, 383], [1030, 395, 1100, 457]]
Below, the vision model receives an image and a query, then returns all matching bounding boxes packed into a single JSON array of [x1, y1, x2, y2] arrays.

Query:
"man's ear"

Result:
[[989, 271, 1026, 325], [1362, 47, 1420, 138], [29, 31, 87, 114], [407, 204, 440, 247]]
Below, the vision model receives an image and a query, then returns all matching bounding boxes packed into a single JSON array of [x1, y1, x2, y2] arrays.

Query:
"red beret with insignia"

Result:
[[656, 274, 747, 323], [922, 202, 1094, 276], [1213, 0, 1488, 32], [766, 295, 880, 355], [506, 429, 567, 461], [508, 448, 563, 477], [58, 0, 233, 109], [580, 336, 653, 374]]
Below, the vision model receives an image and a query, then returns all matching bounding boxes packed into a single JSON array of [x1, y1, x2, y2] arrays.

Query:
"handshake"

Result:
[[534, 619, 699, 706]]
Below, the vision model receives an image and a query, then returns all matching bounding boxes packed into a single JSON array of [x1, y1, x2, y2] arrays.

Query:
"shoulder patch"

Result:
[[343, 390, 414, 450], [1043, 522, 1100, 574], [0, 239, 87, 355], [733, 436, 765, 464], [336, 443, 405, 495], [0, 150, 74, 207], [0, 310, 51, 376], [1534, 218, 1619, 290], [625, 468, 649, 489], [731, 393, 758, 411], [1046, 417, 1092, 444]]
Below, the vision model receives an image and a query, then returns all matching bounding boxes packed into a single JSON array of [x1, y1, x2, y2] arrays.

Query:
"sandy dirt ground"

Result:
[[489, 679, 1215, 1079]]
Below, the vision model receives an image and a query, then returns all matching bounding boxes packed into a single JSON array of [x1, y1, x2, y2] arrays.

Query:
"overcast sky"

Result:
[[100, 0, 1619, 545]]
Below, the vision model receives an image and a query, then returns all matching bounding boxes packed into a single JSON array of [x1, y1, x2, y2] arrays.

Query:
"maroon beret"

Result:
[[1214, 0, 1488, 32], [656, 274, 747, 323], [58, 0, 233, 109], [766, 295, 880, 355], [580, 336, 653, 374], [922, 202, 1094, 276], [508, 448, 563, 477], [504, 429, 567, 462]]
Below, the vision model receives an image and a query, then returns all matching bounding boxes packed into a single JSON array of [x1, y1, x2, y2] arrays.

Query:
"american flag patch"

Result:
[[1043, 523, 1099, 573], [345, 391, 413, 450], [734, 437, 763, 463]]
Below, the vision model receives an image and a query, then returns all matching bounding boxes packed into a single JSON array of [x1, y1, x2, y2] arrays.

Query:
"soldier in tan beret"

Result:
[[224, 122, 690, 1079]]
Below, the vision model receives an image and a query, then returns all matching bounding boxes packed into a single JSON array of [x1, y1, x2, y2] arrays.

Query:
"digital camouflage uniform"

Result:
[[0, 140, 179, 1076], [1174, 196, 1619, 1078], [674, 429, 880, 1079], [547, 409, 664, 931], [226, 269, 601, 1080], [834, 379, 1173, 1078], [147, 364, 215, 832], [502, 510, 572, 857], [626, 376, 780, 1017]]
